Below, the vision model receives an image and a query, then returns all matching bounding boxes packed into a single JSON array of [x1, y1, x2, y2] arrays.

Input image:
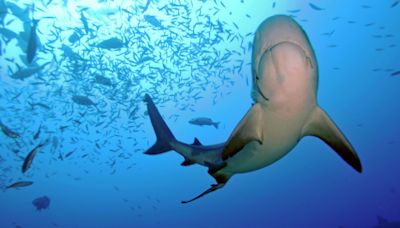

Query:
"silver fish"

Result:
[[6, 181, 34, 189], [0, 120, 20, 138], [22, 141, 48, 173]]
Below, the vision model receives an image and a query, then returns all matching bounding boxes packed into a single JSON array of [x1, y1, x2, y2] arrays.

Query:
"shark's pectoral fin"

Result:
[[302, 107, 362, 173], [222, 103, 264, 160]]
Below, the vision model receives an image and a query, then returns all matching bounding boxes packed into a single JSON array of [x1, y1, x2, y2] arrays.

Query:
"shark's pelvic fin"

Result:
[[205, 161, 227, 174], [302, 107, 362, 172], [143, 94, 176, 155], [222, 103, 264, 160]]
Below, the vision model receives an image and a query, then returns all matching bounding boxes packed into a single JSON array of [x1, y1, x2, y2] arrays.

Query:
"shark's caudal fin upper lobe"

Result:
[[144, 94, 176, 154]]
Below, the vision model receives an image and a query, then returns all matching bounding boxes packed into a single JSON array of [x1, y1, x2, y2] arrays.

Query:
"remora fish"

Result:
[[189, 117, 220, 129], [144, 15, 362, 203], [22, 141, 48, 173]]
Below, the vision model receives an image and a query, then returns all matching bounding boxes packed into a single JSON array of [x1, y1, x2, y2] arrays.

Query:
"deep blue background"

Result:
[[0, 0, 399, 227]]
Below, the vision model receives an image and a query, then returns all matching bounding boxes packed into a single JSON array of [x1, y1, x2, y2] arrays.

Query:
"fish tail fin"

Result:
[[144, 94, 176, 155], [27, 101, 34, 110], [214, 122, 220, 129], [33, 19, 39, 26], [93, 104, 100, 112], [40, 138, 51, 147]]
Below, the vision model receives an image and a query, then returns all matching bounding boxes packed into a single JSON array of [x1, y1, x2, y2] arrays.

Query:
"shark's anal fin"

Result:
[[302, 107, 362, 173], [222, 103, 264, 160], [181, 158, 196, 166]]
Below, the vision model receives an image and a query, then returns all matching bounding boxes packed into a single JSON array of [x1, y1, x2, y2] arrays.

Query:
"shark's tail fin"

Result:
[[144, 94, 176, 155]]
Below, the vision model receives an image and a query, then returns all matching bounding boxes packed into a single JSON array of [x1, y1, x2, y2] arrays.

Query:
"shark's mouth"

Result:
[[256, 80, 269, 101]]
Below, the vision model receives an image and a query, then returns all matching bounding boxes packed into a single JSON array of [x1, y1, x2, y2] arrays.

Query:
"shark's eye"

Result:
[[256, 76, 259, 80]]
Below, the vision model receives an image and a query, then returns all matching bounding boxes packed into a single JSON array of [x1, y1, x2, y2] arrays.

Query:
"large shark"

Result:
[[144, 15, 362, 203]]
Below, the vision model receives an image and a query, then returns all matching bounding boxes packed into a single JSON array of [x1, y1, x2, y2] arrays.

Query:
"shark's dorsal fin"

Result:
[[222, 103, 264, 160], [192, 137, 202, 146], [302, 107, 362, 172]]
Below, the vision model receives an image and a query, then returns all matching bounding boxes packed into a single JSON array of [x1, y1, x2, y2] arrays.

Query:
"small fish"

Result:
[[72, 95, 96, 106], [22, 141, 48, 173], [59, 125, 68, 132], [189, 117, 220, 129], [97, 37, 125, 49], [64, 149, 75, 158], [80, 12, 90, 34], [390, 71, 400, 76], [309, 3, 324, 11], [68, 29, 83, 44], [144, 15, 163, 28], [361, 5, 371, 9], [27, 19, 39, 64], [94, 75, 112, 86], [391, 1, 399, 8], [287, 9, 301, 13], [6, 181, 33, 189], [29, 102, 50, 110], [10, 62, 50, 80], [72, 95, 100, 111], [141, 0, 152, 13], [0, 28, 19, 42], [0, 120, 20, 138], [33, 125, 41, 140]]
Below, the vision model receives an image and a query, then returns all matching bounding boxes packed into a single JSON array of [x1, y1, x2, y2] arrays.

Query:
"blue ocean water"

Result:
[[0, 0, 399, 227]]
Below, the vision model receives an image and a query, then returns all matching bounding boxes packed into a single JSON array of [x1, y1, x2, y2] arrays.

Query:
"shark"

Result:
[[144, 15, 362, 204]]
